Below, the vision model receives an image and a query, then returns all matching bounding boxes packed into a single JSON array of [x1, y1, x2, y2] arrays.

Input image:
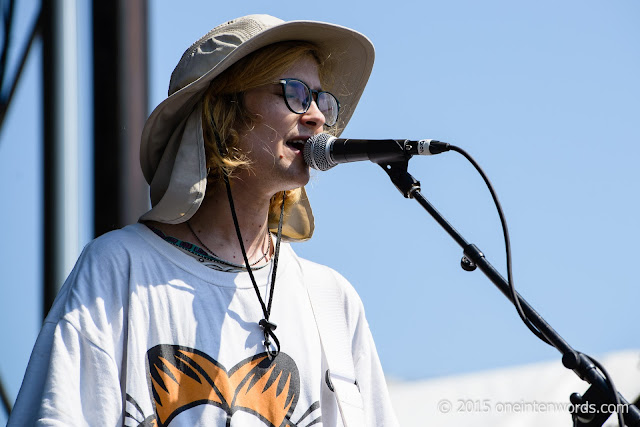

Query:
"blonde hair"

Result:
[[201, 41, 335, 216]]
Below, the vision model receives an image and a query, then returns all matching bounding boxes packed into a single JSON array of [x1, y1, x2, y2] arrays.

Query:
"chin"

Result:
[[284, 173, 310, 191], [283, 162, 310, 188], [267, 160, 310, 193], [296, 165, 311, 186]]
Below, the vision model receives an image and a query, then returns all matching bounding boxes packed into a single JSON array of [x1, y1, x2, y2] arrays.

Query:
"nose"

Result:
[[300, 99, 326, 131]]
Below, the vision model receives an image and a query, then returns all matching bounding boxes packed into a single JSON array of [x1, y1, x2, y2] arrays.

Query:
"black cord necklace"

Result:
[[223, 174, 285, 359]]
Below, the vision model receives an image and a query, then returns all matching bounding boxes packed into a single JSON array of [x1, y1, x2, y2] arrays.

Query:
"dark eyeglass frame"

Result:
[[278, 78, 340, 127]]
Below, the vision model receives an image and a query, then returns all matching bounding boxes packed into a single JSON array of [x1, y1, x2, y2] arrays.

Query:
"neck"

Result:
[[188, 178, 276, 265]]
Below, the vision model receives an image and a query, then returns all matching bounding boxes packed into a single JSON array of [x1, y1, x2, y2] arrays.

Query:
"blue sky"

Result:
[[1, 0, 639, 422]]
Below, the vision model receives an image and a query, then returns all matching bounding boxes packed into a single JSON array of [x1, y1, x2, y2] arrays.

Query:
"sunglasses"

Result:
[[278, 78, 340, 127]]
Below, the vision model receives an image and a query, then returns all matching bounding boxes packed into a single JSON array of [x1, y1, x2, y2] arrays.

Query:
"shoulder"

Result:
[[287, 245, 354, 287], [76, 223, 174, 273], [83, 223, 154, 257], [58, 224, 148, 291], [286, 245, 365, 318], [40, 225, 158, 354], [46, 224, 155, 322]]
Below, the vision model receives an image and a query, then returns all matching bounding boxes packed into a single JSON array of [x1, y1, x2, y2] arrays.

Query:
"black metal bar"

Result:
[[0, 372, 11, 417], [92, 0, 149, 236], [92, 0, 121, 235], [0, 0, 16, 90], [0, 9, 42, 131], [42, 0, 56, 317]]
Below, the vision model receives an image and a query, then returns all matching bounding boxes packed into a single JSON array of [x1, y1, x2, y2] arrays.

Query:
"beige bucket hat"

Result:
[[139, 14, 375, 241]]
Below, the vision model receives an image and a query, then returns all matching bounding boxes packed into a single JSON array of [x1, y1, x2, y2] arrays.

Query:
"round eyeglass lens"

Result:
[[283, 79, 339, 126], [317, 93, 338, 126], [284, 80, 309, 113]]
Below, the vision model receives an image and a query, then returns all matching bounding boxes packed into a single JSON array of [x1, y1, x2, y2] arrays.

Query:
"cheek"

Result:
[[261, 98, 293, 123], [243, 93, 299, 143], [256, 92, 298, 121]]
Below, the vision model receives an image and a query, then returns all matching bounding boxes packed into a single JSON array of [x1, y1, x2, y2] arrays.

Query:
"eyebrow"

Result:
[[279, 78, 324, 91]]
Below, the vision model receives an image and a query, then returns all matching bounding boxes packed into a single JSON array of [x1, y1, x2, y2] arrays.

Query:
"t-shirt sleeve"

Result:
[[352, 316, 400, 427], [9, 319, 123, 426], [333, 271, 400, 426], [8, 235, 129, 426]]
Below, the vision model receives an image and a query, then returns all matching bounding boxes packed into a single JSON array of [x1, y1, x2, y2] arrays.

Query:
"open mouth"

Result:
[[285, 139, 306, 152]]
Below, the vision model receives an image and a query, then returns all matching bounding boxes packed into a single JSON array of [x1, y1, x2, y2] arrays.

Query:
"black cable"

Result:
[[583, 353, 624, 427], [448, 145, 551, 345], [447, 144, 625, 426]]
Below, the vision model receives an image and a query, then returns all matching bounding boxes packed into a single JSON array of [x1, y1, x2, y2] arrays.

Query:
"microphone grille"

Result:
[[303, 133, 335, 171]]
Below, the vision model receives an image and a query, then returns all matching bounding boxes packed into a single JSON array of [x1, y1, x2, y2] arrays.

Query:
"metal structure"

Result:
[[92, 0, 149, 238], [0, 0, 148, 418], [0, 0, 42, 417], [42, 0, 82, 316]]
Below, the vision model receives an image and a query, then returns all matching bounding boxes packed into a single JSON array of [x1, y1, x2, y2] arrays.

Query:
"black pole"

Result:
[[92, 1, 120, 235], [41, 0, 56, 317], [92, 0, 149, 238]]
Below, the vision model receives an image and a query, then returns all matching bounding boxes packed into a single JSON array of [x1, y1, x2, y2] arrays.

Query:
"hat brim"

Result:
[[141, 20, 375, 183]]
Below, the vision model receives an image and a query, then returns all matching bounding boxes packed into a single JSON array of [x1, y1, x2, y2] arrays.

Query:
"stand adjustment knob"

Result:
[[461, 256, 477, 271]]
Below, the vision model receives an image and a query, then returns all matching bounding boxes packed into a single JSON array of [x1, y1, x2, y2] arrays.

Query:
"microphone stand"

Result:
[[378, 158, 640, 426]]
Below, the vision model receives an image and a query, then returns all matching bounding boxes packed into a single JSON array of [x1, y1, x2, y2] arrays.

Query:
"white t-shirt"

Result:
[[9, 223, 398, 426]]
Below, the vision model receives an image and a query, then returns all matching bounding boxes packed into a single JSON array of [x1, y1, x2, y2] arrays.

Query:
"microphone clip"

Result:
[[377, 160, 421, 198]]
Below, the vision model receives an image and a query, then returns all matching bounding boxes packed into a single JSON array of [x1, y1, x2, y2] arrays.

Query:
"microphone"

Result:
[[303, 133, 450, 171]]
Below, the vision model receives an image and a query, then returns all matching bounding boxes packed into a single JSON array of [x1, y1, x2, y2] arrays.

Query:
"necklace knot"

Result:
[[259, 319, 280, 358]]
